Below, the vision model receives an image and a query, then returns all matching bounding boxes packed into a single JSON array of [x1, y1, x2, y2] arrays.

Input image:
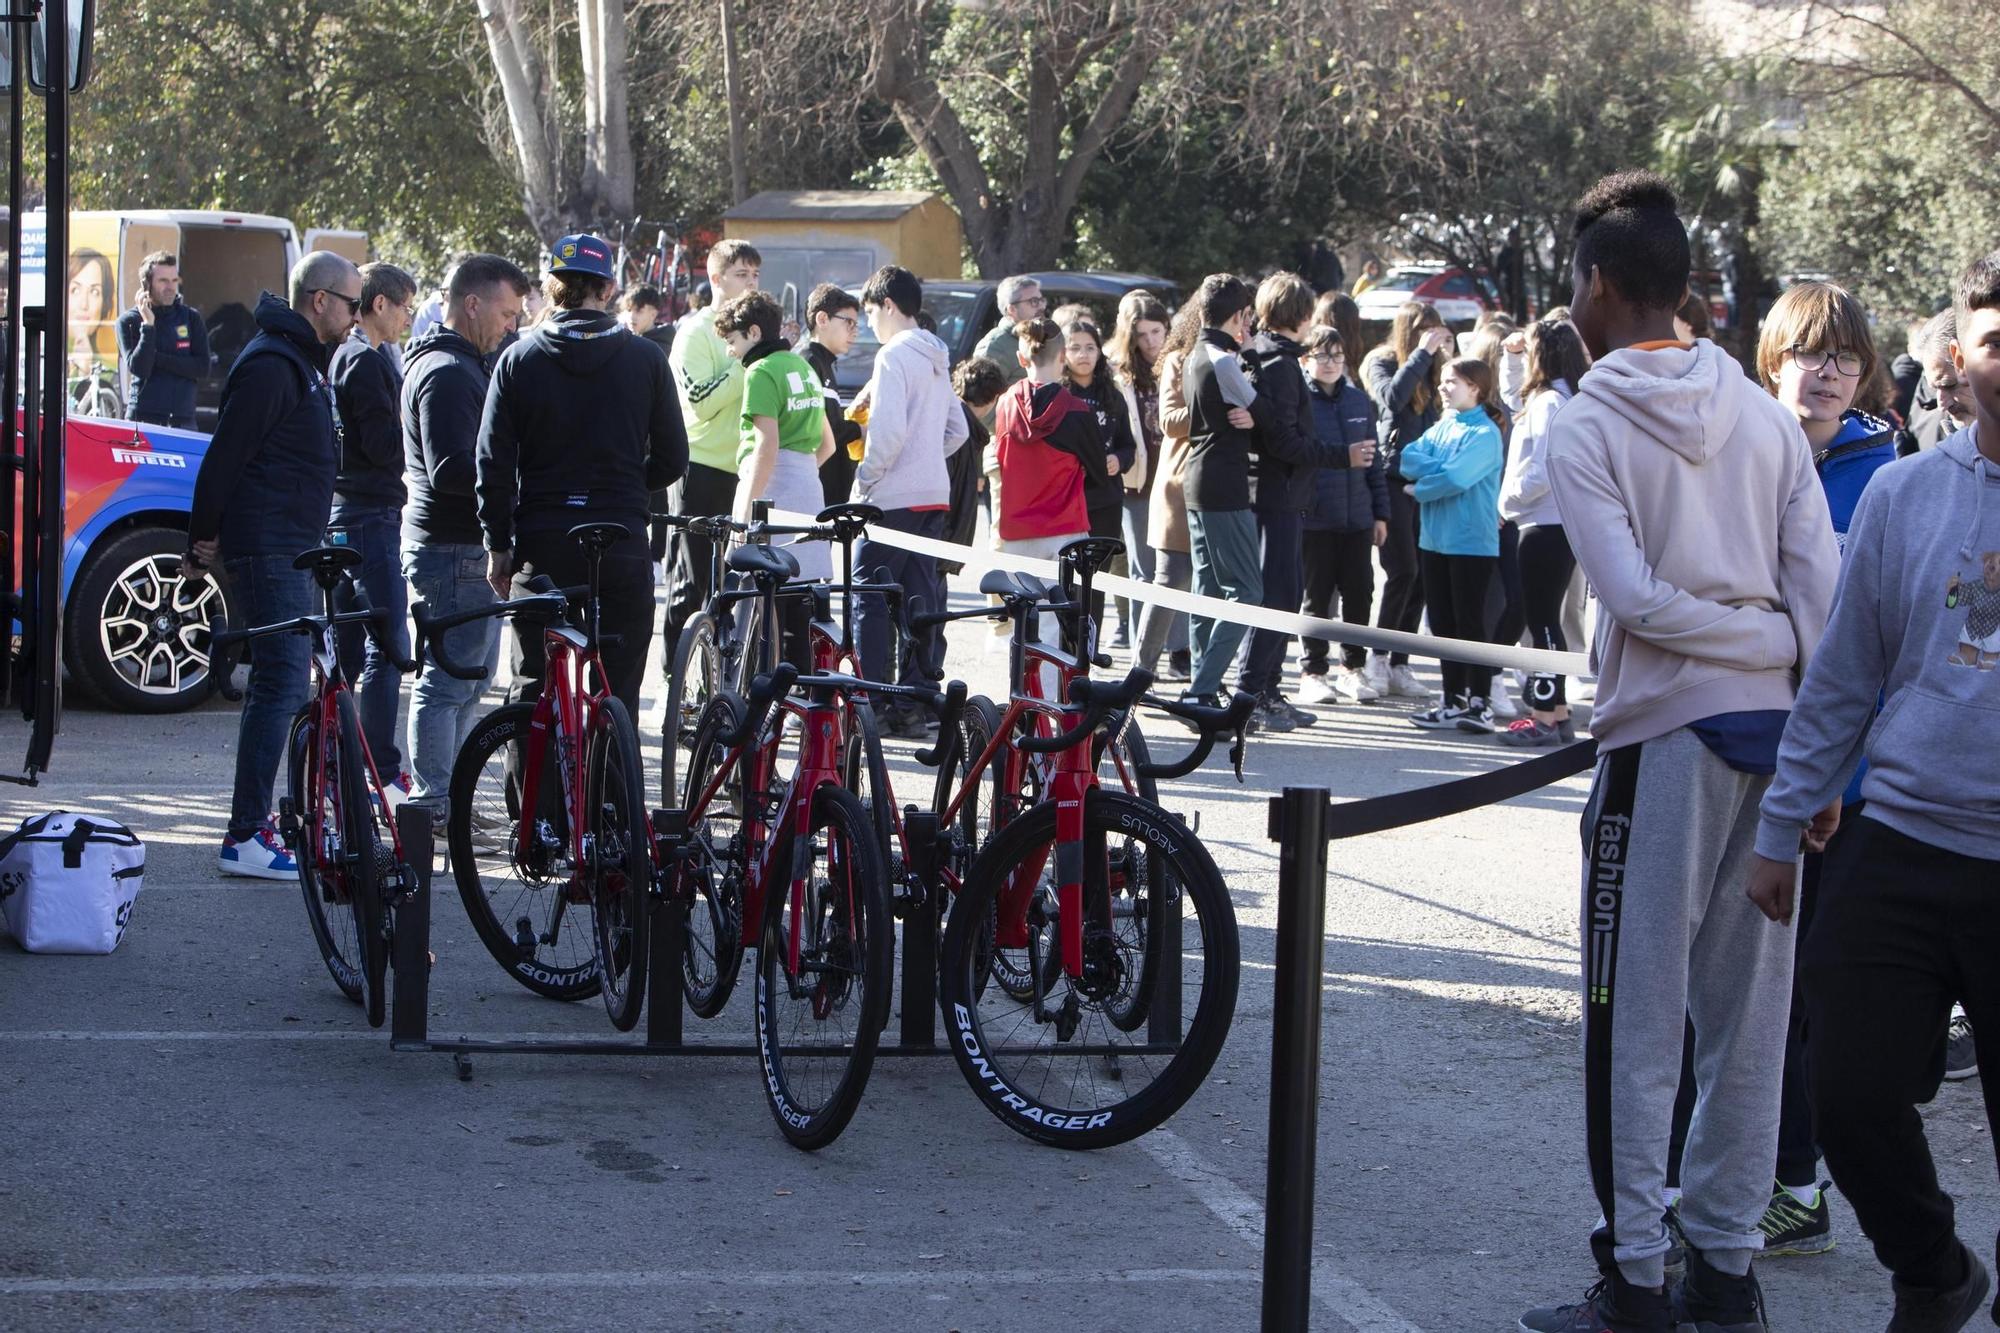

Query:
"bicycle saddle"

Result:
[[293, 545, 365, 574], [1057, 536, 1125, 574], [978, 568, 1055, 603], [567, 521, 632, 550], [726, 542, 800, 581], [814, 501, 884, 534]]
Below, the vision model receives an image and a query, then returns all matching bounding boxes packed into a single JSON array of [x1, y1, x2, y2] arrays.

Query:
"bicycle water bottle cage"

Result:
[[725, 543, 799, 583], [566, 521, 631, 552]]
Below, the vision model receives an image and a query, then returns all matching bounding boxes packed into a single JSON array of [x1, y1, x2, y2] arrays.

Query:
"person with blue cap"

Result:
[[474, 233, 689, 716]]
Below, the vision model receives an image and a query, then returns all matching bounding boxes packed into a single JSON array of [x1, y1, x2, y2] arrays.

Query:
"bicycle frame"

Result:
[[509, 620, 620, 911]]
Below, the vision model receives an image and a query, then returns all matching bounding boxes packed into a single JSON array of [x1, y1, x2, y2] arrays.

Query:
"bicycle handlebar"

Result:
[[409, 592, 569, 681], [212, 606, 417, 674], [1131, 692, 1256, 783], [1016, 668, 1155, 755]]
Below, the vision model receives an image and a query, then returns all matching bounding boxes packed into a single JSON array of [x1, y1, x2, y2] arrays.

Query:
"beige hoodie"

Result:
[[1546, 340, 1842, 750]]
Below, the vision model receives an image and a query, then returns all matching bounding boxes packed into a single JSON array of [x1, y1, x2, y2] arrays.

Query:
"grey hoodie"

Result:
[[1758, 428, 2000, 861], [853, 327, 969, 511], [1547, 340, 1842, 749]]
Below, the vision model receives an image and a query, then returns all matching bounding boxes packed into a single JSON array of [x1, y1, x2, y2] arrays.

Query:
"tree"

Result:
[[475, 0, 635, 243], [856, 0, 1173, 277]]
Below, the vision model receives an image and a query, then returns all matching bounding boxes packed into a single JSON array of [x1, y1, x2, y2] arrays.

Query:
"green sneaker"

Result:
[[1758, 1180, 1835, 1257]]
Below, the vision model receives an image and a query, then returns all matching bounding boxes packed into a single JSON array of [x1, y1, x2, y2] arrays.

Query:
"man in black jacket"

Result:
[[1236, 272, 1356, 729], [184, 252, 362, 878], [329, 261, 418, 793], [117, 251, 210, 429], [400, 254, 530, 816], [476, 235, 688, 717], [801, 282, 864, 507]]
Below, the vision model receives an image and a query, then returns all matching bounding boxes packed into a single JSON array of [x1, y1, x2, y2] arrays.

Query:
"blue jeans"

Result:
[[402, 541, 502, 807], [330, 505, 409, 772], [1186, 508, 1263, 698], [223, 553, 315, 840], [1238, 505, 1304, 697], [855, 507, 947, 704]]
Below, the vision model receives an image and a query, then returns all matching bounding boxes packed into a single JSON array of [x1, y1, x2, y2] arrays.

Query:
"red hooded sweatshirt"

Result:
[[994, 377, 1104, 540]]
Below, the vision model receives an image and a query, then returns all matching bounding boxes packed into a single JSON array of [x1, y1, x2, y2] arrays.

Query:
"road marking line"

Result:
[[0, 1267, 1257, 1297], [1140, 1128, 1427, 1333]]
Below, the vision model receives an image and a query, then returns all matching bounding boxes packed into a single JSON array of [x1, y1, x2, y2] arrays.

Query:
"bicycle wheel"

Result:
[[334, 691, 390, 1028], [660, 610, 722, 810], [288, 704, 363, 1003], [589, 697, 652, 1032], [447, 702, 600, 1000], [678, 692, 748, 1018], [938, 788, 1239, 1150], [756, 783, 893, 1150]]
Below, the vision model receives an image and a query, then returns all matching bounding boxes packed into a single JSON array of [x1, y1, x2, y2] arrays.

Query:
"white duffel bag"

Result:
[[0, 811, 146, 954]]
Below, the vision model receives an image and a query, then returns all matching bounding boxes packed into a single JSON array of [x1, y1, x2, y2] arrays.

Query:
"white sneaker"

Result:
[[1343, 666, 1381, 701], [1455, 698, 1497, 734], [1298, 673, 1340, 706], [1386, 665, 1429, 699], [1363, 655, 1390, 695], [1490, 692, 1522, 721], [218, 828, 298, 881]]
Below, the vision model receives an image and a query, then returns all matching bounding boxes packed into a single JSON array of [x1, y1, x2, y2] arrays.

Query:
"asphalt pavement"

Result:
[[1, 582, 1992, 1332]]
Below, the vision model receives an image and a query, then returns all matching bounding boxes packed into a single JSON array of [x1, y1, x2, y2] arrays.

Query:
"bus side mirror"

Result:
[[1, 0, 97, 96]]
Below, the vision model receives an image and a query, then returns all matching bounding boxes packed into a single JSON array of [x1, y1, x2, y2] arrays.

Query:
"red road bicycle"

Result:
[[214, 544, 420, 1029], [923, 539, 1248, 1148], [663, 534, 965, 1149], [414, 522, 653, 1031]]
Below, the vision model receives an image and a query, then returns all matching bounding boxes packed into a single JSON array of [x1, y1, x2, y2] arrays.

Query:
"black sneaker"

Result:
[[1888, 1245, 1989, 1333], [1247, 698, 1296, 734], [1519, 1272, 1671, 1333], [1672, 1249, 1769, 1332], [1943, 1008, 1977, 1080], [1177, 691, 1221, 733], [1166, 649, 1192, 681], [1410, 696, 1466, 730], [1455, 696, 1497, 734], [1263, 691, 1316, 728], [1758, 1180, 1834, 1257]]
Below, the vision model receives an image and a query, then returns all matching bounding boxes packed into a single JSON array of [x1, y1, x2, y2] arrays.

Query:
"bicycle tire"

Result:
[[678, 692, 749, 1018], [1099, 716, 1160, 805], [447, 702, 600, 1000], [589, 697, 652, 1032], [755, 783, 893, 1151], [335, 691, 390, 1029], [938, 788, 1239, 1150], [660, 610, 722, 810], [288, 704, 363, 1003]]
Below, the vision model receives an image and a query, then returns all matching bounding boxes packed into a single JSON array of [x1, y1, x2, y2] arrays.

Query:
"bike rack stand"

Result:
[[389, 803, 972, 1074]]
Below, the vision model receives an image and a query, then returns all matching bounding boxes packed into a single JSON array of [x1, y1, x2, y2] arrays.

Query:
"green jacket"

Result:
[[668, 308, 744, 474], [974, 320, 1027, 387]]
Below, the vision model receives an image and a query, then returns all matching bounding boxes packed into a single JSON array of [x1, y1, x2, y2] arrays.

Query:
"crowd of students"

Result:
[[178, 175, 2000, 1332]]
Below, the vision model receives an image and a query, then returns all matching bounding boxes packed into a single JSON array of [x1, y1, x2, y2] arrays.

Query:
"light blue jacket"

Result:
[[1398, 406, 1505, 556]]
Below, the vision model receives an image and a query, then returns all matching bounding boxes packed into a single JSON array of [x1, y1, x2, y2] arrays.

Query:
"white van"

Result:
[[21, 208, 368, 431]]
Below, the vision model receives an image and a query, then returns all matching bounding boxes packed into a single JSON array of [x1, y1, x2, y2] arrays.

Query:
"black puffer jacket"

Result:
[[1240, 330, 1352, 513], [188, 293, 337, 558], [475, 309, 690, 552]]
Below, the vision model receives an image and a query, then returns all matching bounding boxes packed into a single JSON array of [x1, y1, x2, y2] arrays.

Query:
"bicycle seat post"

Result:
[[586, 537, 604, 657]]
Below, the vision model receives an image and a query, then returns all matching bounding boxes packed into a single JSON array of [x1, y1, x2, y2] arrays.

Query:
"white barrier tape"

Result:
[[766, 508, 1592, 678]]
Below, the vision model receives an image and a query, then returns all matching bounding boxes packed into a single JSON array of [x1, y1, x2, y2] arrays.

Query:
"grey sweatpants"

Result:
[[1580, 727, 1797, 1288]]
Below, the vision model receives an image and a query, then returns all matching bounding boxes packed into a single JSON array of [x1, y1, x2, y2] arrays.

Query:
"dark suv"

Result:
[[829, 270, 1182, 394]]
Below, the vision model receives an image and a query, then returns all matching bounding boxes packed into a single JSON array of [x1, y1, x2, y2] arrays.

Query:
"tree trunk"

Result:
[[477, 0, 567, 241], [580, 0, 635, 221], [720, 0, 750, 206]]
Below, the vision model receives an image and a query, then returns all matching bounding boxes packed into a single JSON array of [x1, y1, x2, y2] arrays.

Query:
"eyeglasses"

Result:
[[1011, 293, 1047, 312], [829, 313, 859, 329], [313, 289, 363, 317], [1308, 352, 1346, 365], [1789, 345, 1863, 377]]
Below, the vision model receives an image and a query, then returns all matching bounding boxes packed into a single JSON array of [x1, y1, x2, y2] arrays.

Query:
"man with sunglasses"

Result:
[[974, 275, 1047, 391], [184, 251, 364, 879], [800, 282, 865, 506]]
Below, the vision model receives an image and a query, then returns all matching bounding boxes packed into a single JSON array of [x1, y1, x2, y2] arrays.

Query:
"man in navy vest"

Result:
[[117, 251, 210, 430], [184, 251, 363, 879]]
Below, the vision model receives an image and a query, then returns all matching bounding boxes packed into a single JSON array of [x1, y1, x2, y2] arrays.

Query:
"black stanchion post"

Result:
[[900, 807, 939, 1048], [1262, 787, 1330, 1332], [648, 809, 688, 1049], [391, 806, 435, 1047]]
